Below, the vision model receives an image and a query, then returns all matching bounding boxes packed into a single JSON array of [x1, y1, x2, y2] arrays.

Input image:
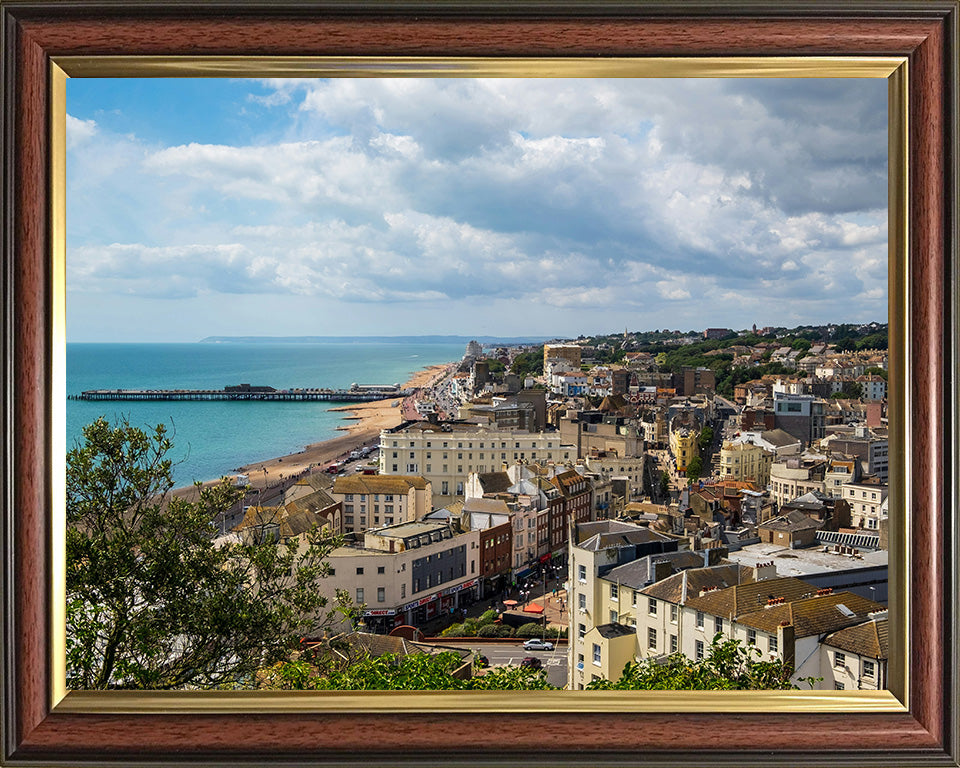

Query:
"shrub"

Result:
[[516, 622, 546, 638], [440, 623, 466, 637], [495, 624, 515, 637], [477, 624, 502, 638], [478, 609, 499, 626]]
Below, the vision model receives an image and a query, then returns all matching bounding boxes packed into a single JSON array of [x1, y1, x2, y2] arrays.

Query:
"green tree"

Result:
[[659, 470, 671, 499], [67, 417, 351, 690], [685, 456, 704, 482], [697, 426, 714, 452], [585, 635, 813, 691]]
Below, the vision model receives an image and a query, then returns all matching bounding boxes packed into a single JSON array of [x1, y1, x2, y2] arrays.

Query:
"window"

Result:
[[648, 598, 657, 616], [863, 660, 875, 678], [578, 623, 586, 640], [747, 629, 757, 645], [670, 634, 678, 653], [578, 593, 586, 612], [356, 567, 364, 575], [609, 610, 618, 624], [696, 611, 704, 629], [377, 587, 385, 603], [356, 588, 364, 603], [769, 634, 778, 654], [715, 617, 724, 634], [834, 651, 846, 670], [578, 564, 587, 583], [670, 604, 678, 623], [695, 640, 704, 660], [592, 644, 601, 665], [647, 628, 657, 649], [400, 583, 405, 598], [835, 682, 845, 690], [610, 584, 619, 601]]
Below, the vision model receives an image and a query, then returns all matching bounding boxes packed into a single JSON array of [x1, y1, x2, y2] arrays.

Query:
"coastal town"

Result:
[[211, 322, 890, 692]]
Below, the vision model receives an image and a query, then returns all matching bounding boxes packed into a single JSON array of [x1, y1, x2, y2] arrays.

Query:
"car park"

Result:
[[523, 638, 554, 651]]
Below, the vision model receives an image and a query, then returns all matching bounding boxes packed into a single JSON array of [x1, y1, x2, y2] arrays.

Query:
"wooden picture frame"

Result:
[[2, 2, 957, 766]]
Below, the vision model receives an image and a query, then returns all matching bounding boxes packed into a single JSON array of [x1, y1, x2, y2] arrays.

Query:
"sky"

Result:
[[66, 77, 888, 343]]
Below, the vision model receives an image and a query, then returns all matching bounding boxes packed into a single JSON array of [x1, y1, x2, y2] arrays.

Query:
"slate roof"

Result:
[[759, 509, 823, 532], [822, 616, 888, 659], [603, 550, 706, 589], [578, 526, 673, 552], [594, 622, 637, 639], [475, 472, 512, 494]]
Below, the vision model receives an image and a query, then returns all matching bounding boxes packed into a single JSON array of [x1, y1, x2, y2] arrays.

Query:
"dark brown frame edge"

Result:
[[1, 2, 956, 766]]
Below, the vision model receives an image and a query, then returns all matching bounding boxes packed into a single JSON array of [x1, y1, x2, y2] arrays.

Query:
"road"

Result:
[[432, 640, 568, 688]]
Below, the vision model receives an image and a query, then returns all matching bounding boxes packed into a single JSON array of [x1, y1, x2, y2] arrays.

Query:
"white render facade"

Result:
[[379, 423, 576, 505]]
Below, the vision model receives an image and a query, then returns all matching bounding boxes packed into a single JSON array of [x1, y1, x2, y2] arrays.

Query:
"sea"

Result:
[[66, 341, 465, 487]]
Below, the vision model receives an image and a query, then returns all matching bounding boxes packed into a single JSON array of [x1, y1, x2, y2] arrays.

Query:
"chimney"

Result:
[[753, 561, 777, 581], [653, 560, 673, 582], [777, 622, 796, 669]]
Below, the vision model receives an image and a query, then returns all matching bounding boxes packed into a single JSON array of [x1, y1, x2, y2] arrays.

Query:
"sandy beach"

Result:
[[171, 362, 453, 499]]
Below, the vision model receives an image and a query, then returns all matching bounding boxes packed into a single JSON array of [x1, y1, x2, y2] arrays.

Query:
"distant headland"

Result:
[[198, 335, 551, 345]]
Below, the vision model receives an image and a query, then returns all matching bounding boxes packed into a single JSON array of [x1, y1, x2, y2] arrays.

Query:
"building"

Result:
[[558, 410, 643, 459], [821, 426, 889, 483], [679, 577, 885, 687], [675, 366, 716, 396], [769, 456, 827, 508], [566, 520, 678, 689], [326, 520, 481, 633], [330, 475, 432, 534], [379, 422, 576, 505], [669, 426, 699, 473], [718, 440, 774, 486], [461, 497, 513, 597], [543, 343, 582, 370], [773, 391, 826, 446], [820, 612, 888, 690], [841, 478, 889, 531], [758, 509, 823, 548]]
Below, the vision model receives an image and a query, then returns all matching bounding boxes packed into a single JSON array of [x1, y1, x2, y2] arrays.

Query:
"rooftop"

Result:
[[725, 541, 888, 577]]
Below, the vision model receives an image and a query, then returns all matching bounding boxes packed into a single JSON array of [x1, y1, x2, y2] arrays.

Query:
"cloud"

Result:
[[67, 77, 890, 339]]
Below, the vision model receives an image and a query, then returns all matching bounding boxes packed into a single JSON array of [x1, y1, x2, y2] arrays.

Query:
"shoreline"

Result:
[[170, 362, 453, 500]]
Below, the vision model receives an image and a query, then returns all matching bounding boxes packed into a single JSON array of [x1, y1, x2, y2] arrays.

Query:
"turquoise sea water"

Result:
[[67, 342, 463, 486]]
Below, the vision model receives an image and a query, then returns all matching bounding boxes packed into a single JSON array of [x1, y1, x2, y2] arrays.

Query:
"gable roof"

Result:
[[822, 616, 888, 659], [736, 592, 885, 638], [683, 576, 815, 619], [475, 472, 512, 494], [640, 564, 755, 604], [332, 475, 429, 495], [759, 509, 823, 532]]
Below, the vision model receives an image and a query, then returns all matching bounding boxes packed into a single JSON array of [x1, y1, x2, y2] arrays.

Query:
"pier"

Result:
[[70, 383, 413, 403]]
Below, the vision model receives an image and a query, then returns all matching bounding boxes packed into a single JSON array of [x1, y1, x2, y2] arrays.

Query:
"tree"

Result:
[[697, 426, 714, 452], [659, 470, 671, 499], [585, 635, 814, 691], [685, 456, 704, 482], [67, 417, 351, 690]]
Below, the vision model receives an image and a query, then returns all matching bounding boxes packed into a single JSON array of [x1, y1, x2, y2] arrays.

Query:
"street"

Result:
[[432, 640, 568, 688]]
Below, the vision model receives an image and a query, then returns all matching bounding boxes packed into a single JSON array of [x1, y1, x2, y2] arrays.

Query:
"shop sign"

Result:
[[403, 594, 438, 611], [363, 609, 396, 617]]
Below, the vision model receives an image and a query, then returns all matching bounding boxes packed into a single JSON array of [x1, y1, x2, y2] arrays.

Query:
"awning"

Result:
[[502, 599, 518, 607], [523, 603, 544, 614]]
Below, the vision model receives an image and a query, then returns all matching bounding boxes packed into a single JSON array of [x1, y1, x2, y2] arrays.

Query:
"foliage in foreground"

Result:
[[67, 417, 351, 690], [258, 650, 557, 691], [259, 636, 811, 692], [586, 635, 812, 691]]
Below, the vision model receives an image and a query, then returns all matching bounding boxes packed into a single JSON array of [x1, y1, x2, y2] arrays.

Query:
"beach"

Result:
[[172, 362, 453, 499]]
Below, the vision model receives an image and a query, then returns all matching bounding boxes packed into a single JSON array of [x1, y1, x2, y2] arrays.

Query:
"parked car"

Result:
[[475, 654, 489, 668], [523, 638, 554, 651], [520, 656, 543, 670]]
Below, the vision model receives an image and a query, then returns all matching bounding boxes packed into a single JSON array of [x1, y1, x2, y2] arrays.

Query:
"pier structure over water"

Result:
[[70, 383, 413, 403]]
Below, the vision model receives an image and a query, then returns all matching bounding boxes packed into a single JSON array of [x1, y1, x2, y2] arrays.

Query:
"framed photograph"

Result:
[[2, 2, 956, 766]]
